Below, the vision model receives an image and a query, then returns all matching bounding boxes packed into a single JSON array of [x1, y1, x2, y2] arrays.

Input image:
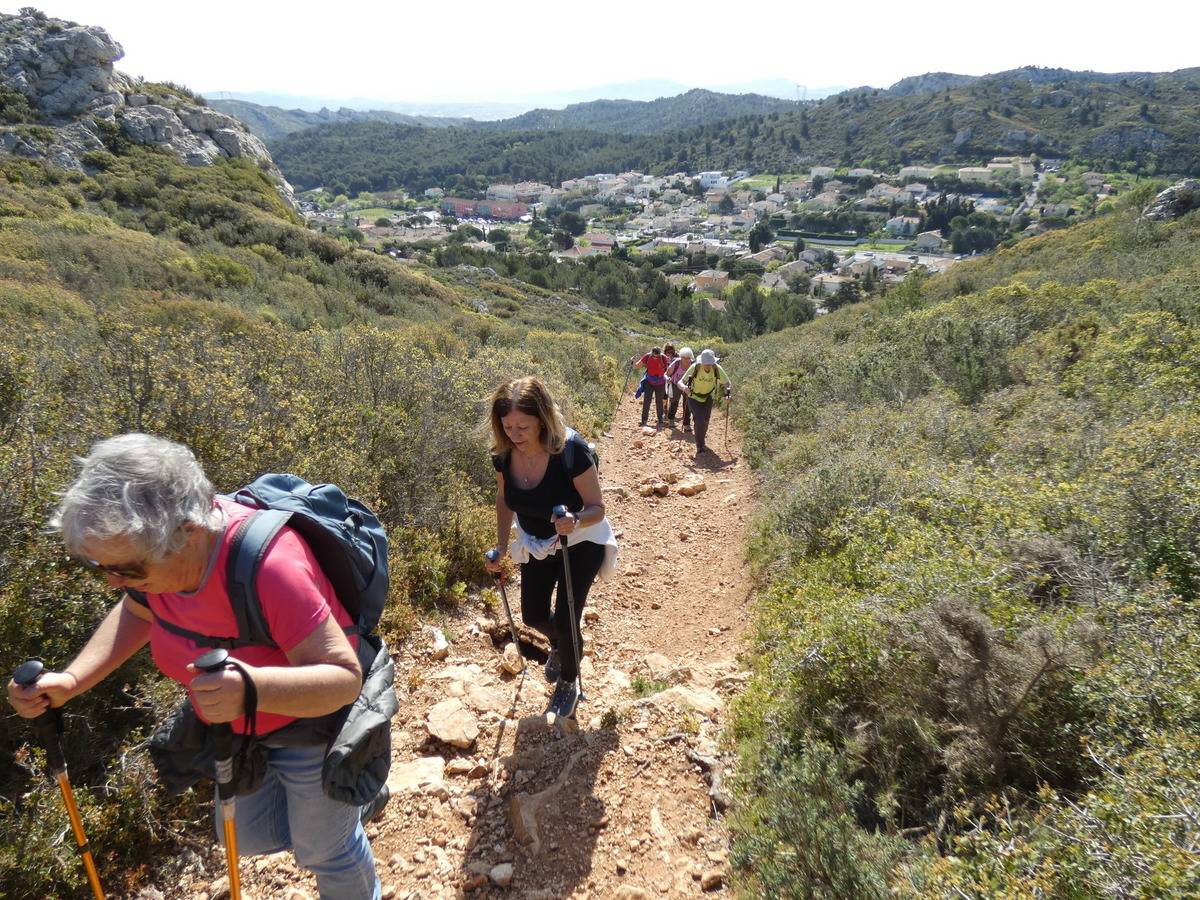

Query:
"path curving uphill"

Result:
[[167, 395, 758, 899]]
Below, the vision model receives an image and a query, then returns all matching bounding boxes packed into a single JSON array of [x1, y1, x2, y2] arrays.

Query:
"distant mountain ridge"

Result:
[[887, 65, 1200, 96], [270, 64, 1200, 196], [221, 89, 802, 142], [488, 89, 798, 135], [208, 99, 467, 141]]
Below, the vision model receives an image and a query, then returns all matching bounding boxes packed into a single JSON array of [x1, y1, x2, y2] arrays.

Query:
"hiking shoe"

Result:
[[548, 679, 579, 720], [544, 647, 561, 683], [360, 784, 389, 824]]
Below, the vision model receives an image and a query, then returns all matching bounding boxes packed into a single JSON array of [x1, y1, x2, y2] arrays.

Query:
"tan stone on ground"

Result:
[[387, 756, 445, 794], [500, 641, 525, 674], [646, 685, 725, 718], [425, 698, 479, 749]]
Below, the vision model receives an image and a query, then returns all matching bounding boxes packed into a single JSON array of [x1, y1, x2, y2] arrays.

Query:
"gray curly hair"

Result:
[[52, 433, 222, 561]]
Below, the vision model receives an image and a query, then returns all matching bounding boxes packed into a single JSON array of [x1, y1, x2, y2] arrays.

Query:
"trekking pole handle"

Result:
[[551, 504, 570, 520], [484, 548, 504, 583], [194, 649, 236, 798], [13, 658, 67, 772]]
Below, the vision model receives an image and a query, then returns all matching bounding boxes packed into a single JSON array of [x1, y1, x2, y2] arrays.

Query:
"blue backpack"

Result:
[[131, 474, 389, 649]]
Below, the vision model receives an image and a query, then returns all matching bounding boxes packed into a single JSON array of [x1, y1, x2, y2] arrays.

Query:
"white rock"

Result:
[[426, 699, 479, 749], [387, 756, 445, 795], [501, 642, 525, 675], [430, 628, 450, 660], [488, 863, 514, 887]]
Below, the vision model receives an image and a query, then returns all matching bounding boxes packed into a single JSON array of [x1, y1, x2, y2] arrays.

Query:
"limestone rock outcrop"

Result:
[[0, 9, 293, 203], [1140, 179, 1200, 223]]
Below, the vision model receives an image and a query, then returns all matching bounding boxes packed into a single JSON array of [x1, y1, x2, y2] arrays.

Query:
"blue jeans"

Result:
[[214, 744, 381, 900]]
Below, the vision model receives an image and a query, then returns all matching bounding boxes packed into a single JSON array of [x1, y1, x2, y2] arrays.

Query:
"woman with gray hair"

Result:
[[6, 434, 383, 900]]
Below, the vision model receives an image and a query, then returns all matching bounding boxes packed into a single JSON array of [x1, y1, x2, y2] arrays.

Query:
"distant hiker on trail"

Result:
[[666, 346, 695, 431], [681, 348, 732, 458], [632, 346, 669, 427], [5, 434, 389, 900], [662, 343, 678, 376], [485, 377, 618, 719]]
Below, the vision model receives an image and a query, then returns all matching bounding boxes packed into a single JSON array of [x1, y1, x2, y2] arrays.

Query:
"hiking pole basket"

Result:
[[551, 506, 586, 702], [12, 659, 106, 900], [194, 649, 243, 900]]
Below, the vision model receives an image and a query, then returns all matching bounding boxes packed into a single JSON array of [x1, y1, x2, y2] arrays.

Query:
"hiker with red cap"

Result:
[[631, 346, 669, 427]]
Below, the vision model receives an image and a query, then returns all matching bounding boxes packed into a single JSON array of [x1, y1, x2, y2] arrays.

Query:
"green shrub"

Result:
[[728, 196, 1200, 895]]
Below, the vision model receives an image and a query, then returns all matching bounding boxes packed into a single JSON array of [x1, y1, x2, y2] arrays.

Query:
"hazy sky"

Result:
[[13, 0, 1200, 103]]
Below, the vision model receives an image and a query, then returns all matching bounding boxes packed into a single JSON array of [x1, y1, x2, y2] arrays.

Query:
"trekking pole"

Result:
[[551, 506, 586, 703], [723, 390, 732, 452], [12, 659, 106, 900], [619, 359, 635, 405], [194, 649, 242, 900], [485, 549, 522, 650]]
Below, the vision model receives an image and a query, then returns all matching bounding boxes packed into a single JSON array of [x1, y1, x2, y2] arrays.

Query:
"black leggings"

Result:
[[667, 386, 691, 427], [520, 540, 605, 682], [641, 380, 666, 424], [688, 396, 716, 448]]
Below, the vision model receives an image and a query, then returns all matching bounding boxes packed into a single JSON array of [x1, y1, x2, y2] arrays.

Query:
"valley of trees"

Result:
[[270, 68, 1200, 196]]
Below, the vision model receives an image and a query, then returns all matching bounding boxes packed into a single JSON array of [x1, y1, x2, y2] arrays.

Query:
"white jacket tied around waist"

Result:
[[508, 517, 620, 581]]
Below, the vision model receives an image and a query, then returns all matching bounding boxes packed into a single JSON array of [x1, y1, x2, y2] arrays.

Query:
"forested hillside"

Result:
[[0, 143, 648, 896], [727, 183, 1200, 896], [271, 67, 1200, 195], [207, 98, 467, 141], [489, 89, 797, 135]]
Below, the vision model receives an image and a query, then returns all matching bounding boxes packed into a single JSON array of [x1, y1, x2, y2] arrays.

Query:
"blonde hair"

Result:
[[488, 376, 567, 456]]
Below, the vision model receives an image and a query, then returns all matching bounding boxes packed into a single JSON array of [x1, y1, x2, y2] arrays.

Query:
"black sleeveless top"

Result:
[[492, 434, 593, 539]]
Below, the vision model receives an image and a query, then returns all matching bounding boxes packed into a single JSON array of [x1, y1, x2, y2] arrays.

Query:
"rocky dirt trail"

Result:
[[164, 395, 758, 900]]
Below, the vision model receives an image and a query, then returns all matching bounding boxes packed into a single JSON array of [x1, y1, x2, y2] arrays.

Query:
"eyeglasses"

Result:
[[77, 557, 148, 580]]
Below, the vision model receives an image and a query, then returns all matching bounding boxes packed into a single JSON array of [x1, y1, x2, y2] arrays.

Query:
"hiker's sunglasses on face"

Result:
[[78, 557, 149, 580]]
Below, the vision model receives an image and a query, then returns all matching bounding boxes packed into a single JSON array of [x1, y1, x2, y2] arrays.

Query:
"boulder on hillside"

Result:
[[1141, 179, 1200, 222], [0, 9, 294, 203]]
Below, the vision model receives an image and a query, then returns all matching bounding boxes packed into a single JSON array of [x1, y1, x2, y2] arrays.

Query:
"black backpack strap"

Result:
[[226, 509, 293, 649], [562, 427, 577, 472], [126, 589, 247, 649]]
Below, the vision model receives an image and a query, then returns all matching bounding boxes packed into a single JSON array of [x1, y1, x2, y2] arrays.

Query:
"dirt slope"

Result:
[[163, 395, 758, 900]]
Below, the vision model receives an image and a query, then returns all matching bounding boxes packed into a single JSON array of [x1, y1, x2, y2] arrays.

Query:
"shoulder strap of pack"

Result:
[[126, 511, 289, 649], [562, 427, 577, 471], [225, 509, 293, 648]]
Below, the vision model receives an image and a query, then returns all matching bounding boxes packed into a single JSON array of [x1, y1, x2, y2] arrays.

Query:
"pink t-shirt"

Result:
[[143, 497, 357, 736]]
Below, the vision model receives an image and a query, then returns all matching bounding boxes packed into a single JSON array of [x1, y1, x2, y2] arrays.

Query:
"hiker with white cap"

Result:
[[665, 346, 695, 431], [680, 349, 732, 458]]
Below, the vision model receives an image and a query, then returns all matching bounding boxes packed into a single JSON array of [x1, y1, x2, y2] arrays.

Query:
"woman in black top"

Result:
[[484, 377, 607, 718]]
